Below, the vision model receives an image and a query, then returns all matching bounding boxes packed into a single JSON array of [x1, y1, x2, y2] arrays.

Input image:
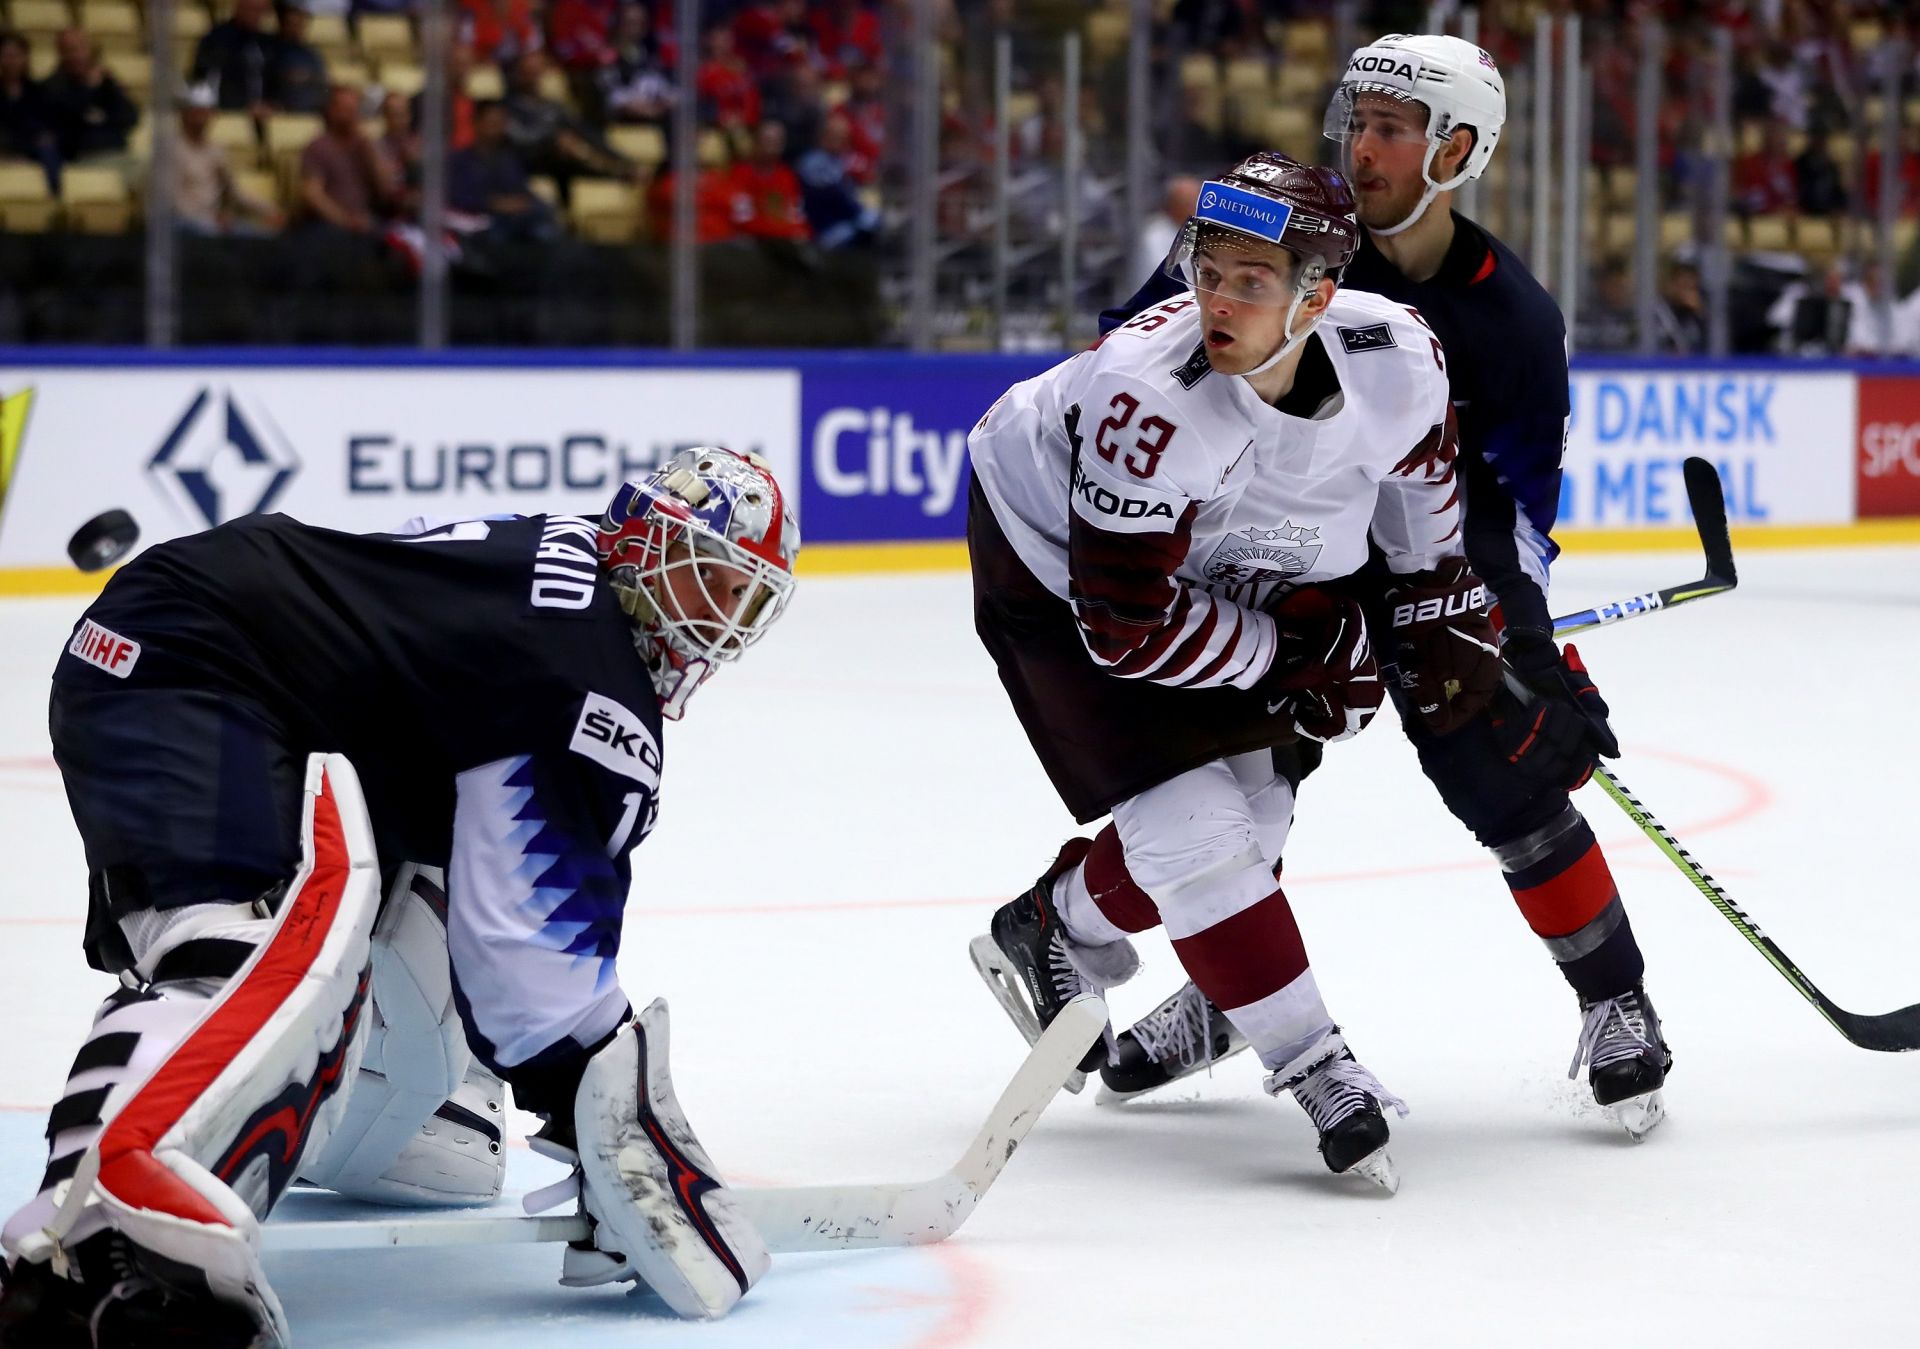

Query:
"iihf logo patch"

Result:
[[1203, 521, 1324, 586], [1338, 323, 1398, 354], [69, 619, 140, 677]]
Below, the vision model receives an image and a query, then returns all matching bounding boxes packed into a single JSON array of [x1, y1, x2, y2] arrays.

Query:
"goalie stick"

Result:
[[1552, 456, 1738, 637], [1593, 767, 1920, 1054], [263, 993, 1107, 1256]]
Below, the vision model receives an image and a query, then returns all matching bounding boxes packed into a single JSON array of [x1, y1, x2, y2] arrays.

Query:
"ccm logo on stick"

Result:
[[69, 620, 140, 677]]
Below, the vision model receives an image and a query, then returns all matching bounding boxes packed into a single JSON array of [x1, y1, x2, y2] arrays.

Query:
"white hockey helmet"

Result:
[[1323, 33, 1507, 235], [596, 447, 798, 718]]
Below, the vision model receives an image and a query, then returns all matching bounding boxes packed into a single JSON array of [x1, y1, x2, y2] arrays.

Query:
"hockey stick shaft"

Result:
[[264, 995, 1108, 1255], [1552, 456, 1738, 637], [1591, 766, 1920, 1053]]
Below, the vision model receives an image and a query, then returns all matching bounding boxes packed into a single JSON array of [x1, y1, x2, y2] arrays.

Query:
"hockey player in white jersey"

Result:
[[967, 151, 1503, 1189]]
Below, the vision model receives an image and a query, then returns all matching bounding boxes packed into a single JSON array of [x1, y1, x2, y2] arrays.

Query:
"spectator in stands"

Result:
[[647, 144, 740, 242], [375, 90, 421, 215], [549, 0, 621, 73], [1794, 125, 1848, 216], [732, 0, 812, 80], [170, 82, 283, 234], [810, 0, 880, 80], [1170, 0, 1256, 58], [731, 117, 809, 241], [269, 2, 330, 115], [1845, 259, 1920, 357], [40, 29, 137, 167], [1654, 259, 1709, 353], [696, 25, 761, 133], [193, 0, 278, 115], [839, 59, 882, 184], [599, 4, 673, 126], [794, 110, 877, 248], [1132, 175, 1198, 284], [412, 40, 477, 153], [505, 49, 636, 191], [450, 98, 559, 241], [1733, 119, 1797, 217], [1579, 255, 1638, 353], [298, 82, 396, 234], [762, 57, 825, 158], [1861, 125, 1920, 217], [462, 0, 542, 66], [0, 31, 59, 191]]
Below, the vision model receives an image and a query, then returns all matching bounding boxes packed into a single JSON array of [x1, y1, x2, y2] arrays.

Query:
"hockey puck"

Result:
[[67, 509, 140, 573]]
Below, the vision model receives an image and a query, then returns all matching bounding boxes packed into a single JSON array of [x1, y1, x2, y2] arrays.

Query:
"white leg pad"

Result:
[[569, 998, 770, 1320], [301, 865, 506, 1206], [22, 753, 381, 1345]]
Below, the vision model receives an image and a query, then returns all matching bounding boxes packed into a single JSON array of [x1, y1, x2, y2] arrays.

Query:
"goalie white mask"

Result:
[[596, 448, 799, 719]]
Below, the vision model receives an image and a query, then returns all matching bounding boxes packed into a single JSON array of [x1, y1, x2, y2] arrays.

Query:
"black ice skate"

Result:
[[969, 838, 1135, 1095], [0, 1235, 271, 1349], [1097, 980, 1250, 1104], [1265, 1030, 1408, 1194], [1570, 983, 1672, 1141]]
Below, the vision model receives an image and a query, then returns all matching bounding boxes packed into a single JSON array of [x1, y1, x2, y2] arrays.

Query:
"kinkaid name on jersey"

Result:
[[530, 515, 602, 610], [1070, 458, 1184, 533]]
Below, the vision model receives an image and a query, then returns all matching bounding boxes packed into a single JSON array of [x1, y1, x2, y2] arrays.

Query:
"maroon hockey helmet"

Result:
[[1168, 151, 1363, 295]]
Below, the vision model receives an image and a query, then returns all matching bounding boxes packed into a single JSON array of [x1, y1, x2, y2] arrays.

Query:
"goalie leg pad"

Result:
[[300, 865, 505, 1207], [4, 754, 380, 1347], [569, 998, 769, 1320]]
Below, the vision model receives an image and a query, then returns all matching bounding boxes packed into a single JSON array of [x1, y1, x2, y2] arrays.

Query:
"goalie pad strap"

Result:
[[149, 938, 257, 985]]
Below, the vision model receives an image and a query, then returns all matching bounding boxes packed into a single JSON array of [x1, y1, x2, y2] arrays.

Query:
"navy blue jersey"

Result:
[[1101, 213, 1569, 632], [57, 513, 664, 1072]]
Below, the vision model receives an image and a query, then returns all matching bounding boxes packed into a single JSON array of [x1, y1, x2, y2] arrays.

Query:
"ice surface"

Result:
[[4, 544, 1920, 1347]]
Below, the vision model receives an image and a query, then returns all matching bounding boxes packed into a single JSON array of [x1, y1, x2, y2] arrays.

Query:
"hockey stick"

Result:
[[1551, 456, 1738, 637], [1591, 768, 1920, 1053], [264, 993, 1107, 1255]]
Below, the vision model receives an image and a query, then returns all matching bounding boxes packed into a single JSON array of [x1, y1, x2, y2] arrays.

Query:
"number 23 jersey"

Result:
[[969, 287, 1464, 691]]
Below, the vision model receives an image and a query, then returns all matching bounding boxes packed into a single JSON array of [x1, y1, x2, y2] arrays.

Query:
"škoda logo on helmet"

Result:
[[1348, 55, 1418, 80]]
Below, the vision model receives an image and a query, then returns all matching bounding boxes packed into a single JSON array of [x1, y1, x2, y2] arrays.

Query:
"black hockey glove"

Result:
[[1380, 558, 1502, 736], [1488, 629, 1620, 791], [1260, 586, 1384, 744]]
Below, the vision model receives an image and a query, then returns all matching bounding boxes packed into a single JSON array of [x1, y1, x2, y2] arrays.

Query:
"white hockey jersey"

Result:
[[969, 288, 1462, 690]]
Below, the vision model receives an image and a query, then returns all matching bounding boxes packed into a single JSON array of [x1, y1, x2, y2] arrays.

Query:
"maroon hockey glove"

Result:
[[1261, 587, 1384, 743], [1381, 558, 1502, 736], [1489, 633, 1621, 790]]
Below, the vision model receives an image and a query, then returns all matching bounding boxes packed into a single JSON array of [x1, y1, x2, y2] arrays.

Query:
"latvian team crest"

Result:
[[1203, 521, 1324, 586]]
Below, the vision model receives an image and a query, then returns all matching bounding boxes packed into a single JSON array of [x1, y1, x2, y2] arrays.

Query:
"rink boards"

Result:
[[0, 350, 1917, 589]]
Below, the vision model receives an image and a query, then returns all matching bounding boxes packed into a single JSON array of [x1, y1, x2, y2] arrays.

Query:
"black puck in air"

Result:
[[67, 509, 140, 573]]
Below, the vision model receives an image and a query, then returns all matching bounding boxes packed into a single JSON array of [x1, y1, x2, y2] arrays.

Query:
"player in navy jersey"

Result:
[[0, 448, 798, 1344], [1097, 34, 1671, 1138]]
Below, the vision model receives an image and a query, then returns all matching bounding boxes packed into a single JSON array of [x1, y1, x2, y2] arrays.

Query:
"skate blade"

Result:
[[968, 934, 1087, 1095], [1343, 1148, 1400, 1195], [1608, 1090, 1666, 1142]]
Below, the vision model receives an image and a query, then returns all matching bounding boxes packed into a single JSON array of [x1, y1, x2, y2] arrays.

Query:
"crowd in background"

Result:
[[0, 0, 1917, 351]]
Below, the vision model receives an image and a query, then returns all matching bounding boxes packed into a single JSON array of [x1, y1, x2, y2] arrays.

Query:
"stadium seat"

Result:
[[608, 124, 665, 171], [1273, 60, 1324, 106], [265, 112, 321, 188], [1223, 57, 1270, 139], [568, 178, 638, 243], [172, 5, 211, 71], [1084, 9, 1128, 65], [210, 109, 260, 171], [528, 174, 557, 206], [1263, 105, 1315, 156], [356, 14, 413, 65], [76, 0, 139, 42], [379, 61, 424, 97], [536, 65, 571, 108], [1746, 213, 1792, 251], [697, 126, 731, 168], [103, 49, 150, 100], [307, 13, 351, 60], [1282, 20, 1330, 64], [1659, 212, 1694, 251], [466, 65, 505, 99], [8, 0, 72, 43], [1895, 216, 1918, 259], [821, 79, 849, 110], [1795, 215, 1838, 258], [0, 162, 57, 233], [59, 165, 132, 233], [330, 59, 370, 90], [1179, 52, 1216, 91], [1005, 90, 1040, 127], [232, 168, 280, 214], [28, 43, 56, 78]]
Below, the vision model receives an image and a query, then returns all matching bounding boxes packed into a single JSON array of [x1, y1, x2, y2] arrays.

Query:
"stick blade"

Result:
[[1682, 456, 1737, 584], [1830, 1000, 1920, 1054]]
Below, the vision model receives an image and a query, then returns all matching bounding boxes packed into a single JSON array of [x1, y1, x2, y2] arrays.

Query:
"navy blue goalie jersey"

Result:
[[57, 512, 662, 1073]]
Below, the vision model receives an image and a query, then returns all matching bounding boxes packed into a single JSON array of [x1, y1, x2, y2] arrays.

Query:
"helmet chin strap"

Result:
[[1241, 281, 1326, 378], [1369, 137, 1465, 238]]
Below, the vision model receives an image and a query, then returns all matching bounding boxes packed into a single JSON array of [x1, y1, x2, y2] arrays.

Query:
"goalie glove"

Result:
[[1490, 630, 1621, 790], [1380, 558, 1502, 736]]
